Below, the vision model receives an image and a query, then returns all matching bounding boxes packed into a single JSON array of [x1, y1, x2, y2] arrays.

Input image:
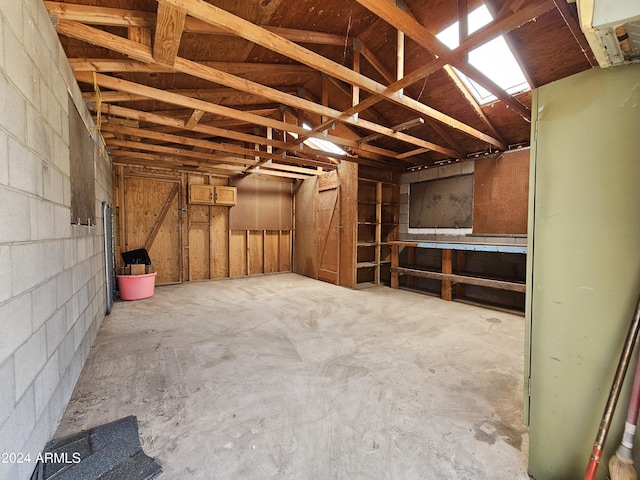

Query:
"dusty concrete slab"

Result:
[[55, 273, 529, 479]]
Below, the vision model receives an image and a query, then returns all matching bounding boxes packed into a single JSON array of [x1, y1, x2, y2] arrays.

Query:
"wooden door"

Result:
[[123, 176, 182, 285], [317, 184, 341, 285]]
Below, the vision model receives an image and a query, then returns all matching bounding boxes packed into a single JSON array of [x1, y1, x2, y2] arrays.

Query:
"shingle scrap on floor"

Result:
[[32, 416, 161, 480], [55, 273, 529, 480]]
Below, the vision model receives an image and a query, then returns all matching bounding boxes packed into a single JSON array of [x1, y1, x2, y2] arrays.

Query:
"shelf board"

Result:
[[357, 242, 379, 247], [356, 261, 378, 268]]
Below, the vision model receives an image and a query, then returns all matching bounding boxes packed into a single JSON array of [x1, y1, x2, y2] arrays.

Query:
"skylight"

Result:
[[436, 4, 530, 104], [301, 124, 346, 155]]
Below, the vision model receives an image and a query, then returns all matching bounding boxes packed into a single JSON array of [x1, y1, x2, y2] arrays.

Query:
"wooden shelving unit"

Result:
[[356, 178, 399, 287]]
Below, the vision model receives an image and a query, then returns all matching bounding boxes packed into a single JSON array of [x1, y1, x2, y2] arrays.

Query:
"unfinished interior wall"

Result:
[[527, 64, 640, 480], [113, 168, 292, 284], [399, 156, 528, 310], [0, 1, 112, 479], [293, 161, 358, 288], [473, 149, 529, 235]]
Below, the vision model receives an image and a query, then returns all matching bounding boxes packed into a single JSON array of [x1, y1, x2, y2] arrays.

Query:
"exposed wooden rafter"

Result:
[[44, 0, 587, 175], [45, 2, 349, 45], [145, 0, 505, 148], [353, 0, 541, 121], [58, 20, 461, 159], [93, 103, 349, 167]]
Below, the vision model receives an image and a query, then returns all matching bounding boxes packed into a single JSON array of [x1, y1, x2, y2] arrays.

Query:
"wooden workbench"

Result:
[[389, 241, 527, 301]]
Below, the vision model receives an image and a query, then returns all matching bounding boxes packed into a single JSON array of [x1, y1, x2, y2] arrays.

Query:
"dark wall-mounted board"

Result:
[[69, 95, 96, 225], [409, 174, 473, 228]]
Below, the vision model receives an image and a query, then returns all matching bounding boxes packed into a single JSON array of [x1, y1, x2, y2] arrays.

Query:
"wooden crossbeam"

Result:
[[45, 2, 348, 44], [184, 109, 205, 129], [391, 266, 527, 293], [106, 138, 254, 166], [353, 0, 535, 121], [153, 2, 186, 66], [156, 0, 504, 149], [144, 183, 179, 251], [59, 21, 456, 158], [94, 103, 357, 165], [109, 149, 245, 175], [311, 3, 553, 151], [443, 65, 506, 146], [75, 70, 408, 161], [99, 123, 338, 171], [69, 59, 313, 76]]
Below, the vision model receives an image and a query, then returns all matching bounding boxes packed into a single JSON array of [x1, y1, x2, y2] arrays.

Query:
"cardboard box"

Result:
[[118, 266, 131, 275], [129, 264, 146, 276]]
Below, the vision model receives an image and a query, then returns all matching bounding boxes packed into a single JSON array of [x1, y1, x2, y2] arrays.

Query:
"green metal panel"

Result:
[[527, 64, 640, 479]]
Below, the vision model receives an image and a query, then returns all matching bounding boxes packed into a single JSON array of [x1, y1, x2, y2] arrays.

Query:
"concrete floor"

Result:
[[55, 273, 529, 480]]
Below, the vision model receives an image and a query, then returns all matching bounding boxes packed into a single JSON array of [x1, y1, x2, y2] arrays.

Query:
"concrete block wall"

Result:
[[0, 1, 112, 479]]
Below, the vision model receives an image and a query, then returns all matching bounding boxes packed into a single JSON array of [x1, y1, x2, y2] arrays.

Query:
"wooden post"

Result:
[[391, 243, 399, 289], [456, 250, 466, 299], [406, 245, 415, 288], [441, 248, 453, 301]]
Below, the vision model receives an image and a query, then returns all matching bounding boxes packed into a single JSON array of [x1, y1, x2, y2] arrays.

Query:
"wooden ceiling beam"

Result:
[[108, 138, 318, 178], [249, 161, 322, 176], [496, 0, 529, 18], [109, 149, 243, 176], [353, 0, 537, 121], [244, 168, 314, 180], [76, 70, 406, 161], [184, 109, 204, 129], [100, 123, 338, 171], [313, 3, 548, 139], [153, 1, 185, 66], [357, 40, 395, 85], [106, 138, 251, 167], [45, 1, 347, 45], [59, 21, 452, 158], [443, 65, 506, 146], [128, 26, 151, 46], [424, 118, 467, 157], [68, 58, 314, 76], [84, 88, 290, 104], [152, 0, 503, 149], [95, 103, 353, 165]]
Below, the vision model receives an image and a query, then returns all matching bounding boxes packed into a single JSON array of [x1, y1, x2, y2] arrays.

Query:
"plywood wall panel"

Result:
[[279, 231, 291, 272], [229, 230, 247, 277], [473, 149, 530, 234], [115, 168, 293, 283], [248, 231, 264, 275], [123, 176, 182, 285], [294, 177, 318, 278], [230, 176, 293, 230], [188, 224, 210, 280], [210, 206, 229, 278], [264, 231, 280, 274], [338, 160, 358, 289]]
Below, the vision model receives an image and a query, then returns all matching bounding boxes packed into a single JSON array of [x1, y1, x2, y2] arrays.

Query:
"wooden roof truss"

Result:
[[45, 0, 594, 179]]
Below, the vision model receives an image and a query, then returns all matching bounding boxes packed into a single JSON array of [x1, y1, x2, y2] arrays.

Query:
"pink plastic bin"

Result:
[[117, 272, 157, 300]]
